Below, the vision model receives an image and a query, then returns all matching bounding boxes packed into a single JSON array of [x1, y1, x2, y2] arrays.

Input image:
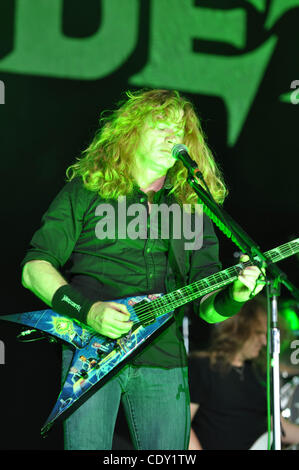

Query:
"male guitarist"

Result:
[[21, 89, 264, 450]]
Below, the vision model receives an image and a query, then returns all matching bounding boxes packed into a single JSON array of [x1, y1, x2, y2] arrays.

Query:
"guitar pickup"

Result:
[[133, 300, 157, 326], [141, 312, 156, 326]]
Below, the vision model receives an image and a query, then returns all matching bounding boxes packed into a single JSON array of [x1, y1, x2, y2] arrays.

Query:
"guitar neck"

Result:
[[139, 239, 299, 319]]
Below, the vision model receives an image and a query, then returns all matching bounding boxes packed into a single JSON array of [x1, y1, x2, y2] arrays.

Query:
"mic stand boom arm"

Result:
[[187, 170, 299, 299]]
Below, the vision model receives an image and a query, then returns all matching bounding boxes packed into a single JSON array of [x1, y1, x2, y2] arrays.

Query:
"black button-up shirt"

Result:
[[21, 178, 221, 367]]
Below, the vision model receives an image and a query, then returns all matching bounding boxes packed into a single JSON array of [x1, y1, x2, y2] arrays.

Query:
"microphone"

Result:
[[171, 143, 214, 199], [171, 144, 201, 178]]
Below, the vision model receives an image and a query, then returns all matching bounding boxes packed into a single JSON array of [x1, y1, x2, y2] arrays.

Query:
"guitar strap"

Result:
[[167, 237, 190, 289], [163, 188, 191, 292], [166, 217, 193, 324]]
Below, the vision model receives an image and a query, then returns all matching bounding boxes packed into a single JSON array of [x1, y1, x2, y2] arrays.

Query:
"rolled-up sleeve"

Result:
[[21, 179, 88, 270]]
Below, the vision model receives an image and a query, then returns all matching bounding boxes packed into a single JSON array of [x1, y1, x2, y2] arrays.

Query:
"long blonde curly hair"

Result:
[[190, 297, 269, 376], [66, 89, 228, 205]]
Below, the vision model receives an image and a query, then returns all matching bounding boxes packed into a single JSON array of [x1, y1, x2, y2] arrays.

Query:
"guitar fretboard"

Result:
[[133, 239, 299, 323]]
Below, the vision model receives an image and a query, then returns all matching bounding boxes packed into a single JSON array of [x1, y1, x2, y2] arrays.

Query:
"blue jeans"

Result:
[[62, 347, 190, 450]]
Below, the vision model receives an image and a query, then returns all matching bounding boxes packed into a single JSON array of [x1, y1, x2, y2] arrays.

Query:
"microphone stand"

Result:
[[178, 154, 299, 451]]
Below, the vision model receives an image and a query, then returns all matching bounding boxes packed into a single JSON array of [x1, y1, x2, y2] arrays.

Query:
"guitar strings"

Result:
[[132, 262, 254, 322], [131, 284, 226, 324], [130, 241, 299, 324], [132, 242, 298, 322], [132, 268, 240, 323], [132, 257, 253, 318]]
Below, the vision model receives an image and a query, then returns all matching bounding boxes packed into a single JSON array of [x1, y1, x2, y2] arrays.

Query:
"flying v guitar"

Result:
[[1, 238, 298, 435]]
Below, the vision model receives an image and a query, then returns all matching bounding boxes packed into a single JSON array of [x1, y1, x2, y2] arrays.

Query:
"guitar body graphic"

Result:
[[1, 293, 173, 435]]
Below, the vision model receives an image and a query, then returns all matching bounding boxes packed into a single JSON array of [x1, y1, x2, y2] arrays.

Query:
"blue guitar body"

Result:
[[0, 293, 173, 435]]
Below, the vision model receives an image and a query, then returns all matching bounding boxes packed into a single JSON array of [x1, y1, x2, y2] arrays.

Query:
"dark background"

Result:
[[0, 0, 298, 450]]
